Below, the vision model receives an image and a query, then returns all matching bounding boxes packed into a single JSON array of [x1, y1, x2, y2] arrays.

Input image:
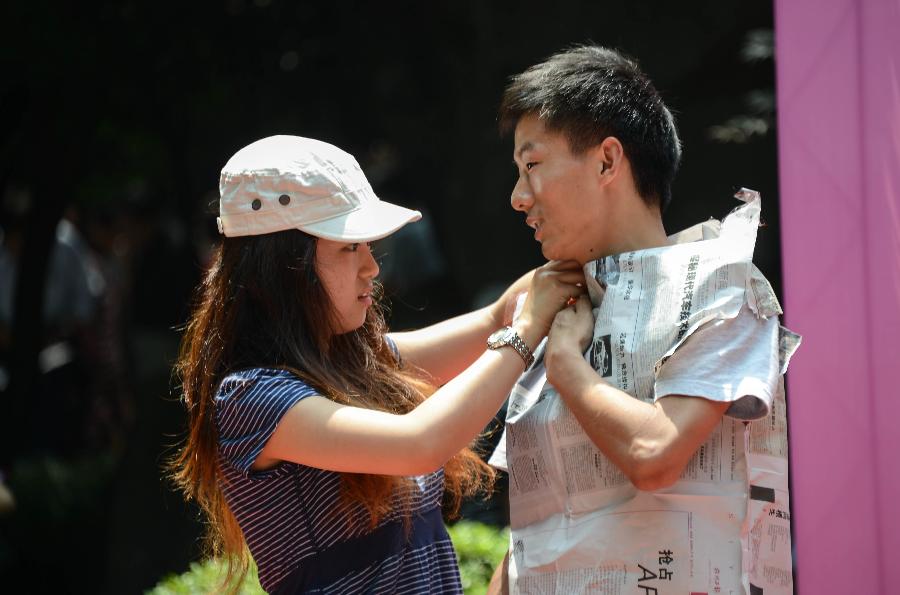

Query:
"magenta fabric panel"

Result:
[[775, 0, 900, 593], [861, 1, 900, 591]]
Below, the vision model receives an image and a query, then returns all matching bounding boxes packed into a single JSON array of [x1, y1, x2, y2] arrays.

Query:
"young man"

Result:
[[488, 46, 798, 594]]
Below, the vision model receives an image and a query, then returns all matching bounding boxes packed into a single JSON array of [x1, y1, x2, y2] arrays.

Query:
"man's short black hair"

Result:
[[500, 45, 682, 210]]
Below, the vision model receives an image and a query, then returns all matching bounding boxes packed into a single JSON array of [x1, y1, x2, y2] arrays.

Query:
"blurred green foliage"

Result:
[[148, 558, 263, 595], [450, 521, 510, 595], [146, 521, 509, 594]]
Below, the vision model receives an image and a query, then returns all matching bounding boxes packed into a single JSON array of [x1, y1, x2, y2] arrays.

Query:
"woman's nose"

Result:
[[362, 245, 380, 279]]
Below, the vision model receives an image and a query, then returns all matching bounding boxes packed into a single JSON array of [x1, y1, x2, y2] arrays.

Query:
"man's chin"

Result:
[[541, 244, 583, 263], [539, 242, 552, 259], [540, 243, 563, 261]]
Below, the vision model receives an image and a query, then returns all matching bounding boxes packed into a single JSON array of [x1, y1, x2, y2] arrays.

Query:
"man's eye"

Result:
[[525, 162, 537, 171], [347, 243, 360, 252]]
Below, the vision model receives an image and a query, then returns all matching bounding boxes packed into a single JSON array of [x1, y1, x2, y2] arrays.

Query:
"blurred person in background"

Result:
[[0, 187, 105, 456]]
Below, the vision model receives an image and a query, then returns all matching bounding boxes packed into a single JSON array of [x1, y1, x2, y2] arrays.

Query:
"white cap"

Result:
[[217, 135, 421, 241]]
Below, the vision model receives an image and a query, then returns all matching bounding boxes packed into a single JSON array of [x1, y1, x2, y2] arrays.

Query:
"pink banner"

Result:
[[775, 0, 900, 593]]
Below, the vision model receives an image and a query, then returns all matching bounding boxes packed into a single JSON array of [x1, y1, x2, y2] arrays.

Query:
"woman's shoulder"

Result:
[[216, 367, 316, 401]]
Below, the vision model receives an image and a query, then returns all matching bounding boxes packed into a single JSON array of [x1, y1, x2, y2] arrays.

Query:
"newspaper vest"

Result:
[[490, 191, 800, 595]]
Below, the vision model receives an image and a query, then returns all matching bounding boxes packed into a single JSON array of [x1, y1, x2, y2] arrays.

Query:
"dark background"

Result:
[[0, 1, 779, 592]]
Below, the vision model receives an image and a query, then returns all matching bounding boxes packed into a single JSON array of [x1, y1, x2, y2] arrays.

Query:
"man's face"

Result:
[[511, 114, 605, 263]]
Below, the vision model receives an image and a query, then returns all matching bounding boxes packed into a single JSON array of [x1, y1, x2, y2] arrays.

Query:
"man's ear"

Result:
[[594, 137, 625, 185]]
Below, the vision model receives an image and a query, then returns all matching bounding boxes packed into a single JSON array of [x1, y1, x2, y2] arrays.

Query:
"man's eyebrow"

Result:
[[515, 141, 536, 160]]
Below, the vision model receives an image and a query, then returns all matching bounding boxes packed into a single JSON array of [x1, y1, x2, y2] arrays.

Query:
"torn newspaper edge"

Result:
[[489, 190, 801, 594]]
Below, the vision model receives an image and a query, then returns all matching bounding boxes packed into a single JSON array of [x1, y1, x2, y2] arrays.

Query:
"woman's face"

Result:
[[314, 238, 380, 335]]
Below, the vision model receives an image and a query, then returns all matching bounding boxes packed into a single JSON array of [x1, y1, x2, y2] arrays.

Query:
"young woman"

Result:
[[170, 135, 587, 594]]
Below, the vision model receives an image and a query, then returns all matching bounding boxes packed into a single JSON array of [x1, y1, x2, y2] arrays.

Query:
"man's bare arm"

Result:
[[545, 298, 728, 490]]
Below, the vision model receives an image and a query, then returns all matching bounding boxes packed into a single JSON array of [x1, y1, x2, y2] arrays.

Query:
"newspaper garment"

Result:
[[490, 190, 801, 594]]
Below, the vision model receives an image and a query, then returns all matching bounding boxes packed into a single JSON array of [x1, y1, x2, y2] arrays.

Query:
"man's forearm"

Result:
[[548, 350, 671, 488], [547, 348, 728, 490]]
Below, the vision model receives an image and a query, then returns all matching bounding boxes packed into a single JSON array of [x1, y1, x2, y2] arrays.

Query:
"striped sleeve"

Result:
[[215, 371, 318, 475], [385, 334, 402, 367]]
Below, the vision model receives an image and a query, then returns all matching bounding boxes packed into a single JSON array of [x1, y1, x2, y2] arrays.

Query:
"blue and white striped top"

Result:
[[215, 367, 463, 594]]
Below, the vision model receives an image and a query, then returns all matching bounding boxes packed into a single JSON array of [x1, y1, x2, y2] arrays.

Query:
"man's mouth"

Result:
[[526, 218, 544, 241]]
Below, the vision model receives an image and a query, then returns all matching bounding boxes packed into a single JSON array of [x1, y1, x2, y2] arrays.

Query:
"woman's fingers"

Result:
[[527, 276, 578, 323], [518, 260, 591, 335], [540, 261, 587, 287]]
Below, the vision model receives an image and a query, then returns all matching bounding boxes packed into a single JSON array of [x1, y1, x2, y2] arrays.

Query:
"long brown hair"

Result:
[[169, 229, 494, 585]]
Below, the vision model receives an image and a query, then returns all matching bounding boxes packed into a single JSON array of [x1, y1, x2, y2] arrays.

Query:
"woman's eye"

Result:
[[525, 162, 537, 171], [345, 242, 374, 253]]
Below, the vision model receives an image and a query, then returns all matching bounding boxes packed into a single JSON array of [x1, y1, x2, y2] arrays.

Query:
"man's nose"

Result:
[[511, 176, 533, 212]]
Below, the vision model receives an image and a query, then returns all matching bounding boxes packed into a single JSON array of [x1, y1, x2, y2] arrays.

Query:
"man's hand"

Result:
[[545, 294, 593, 381]]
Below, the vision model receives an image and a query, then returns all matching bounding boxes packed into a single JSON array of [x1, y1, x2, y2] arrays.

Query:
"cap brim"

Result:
[[297, 199, 422, 242]]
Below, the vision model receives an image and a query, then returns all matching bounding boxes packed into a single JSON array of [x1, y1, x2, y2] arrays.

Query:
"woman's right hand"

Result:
[[516, 260, 587, 339]]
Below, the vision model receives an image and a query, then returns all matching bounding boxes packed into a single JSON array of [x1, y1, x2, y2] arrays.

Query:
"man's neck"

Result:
[[609, 211, 669, 254], [583, 196, 669, 263]]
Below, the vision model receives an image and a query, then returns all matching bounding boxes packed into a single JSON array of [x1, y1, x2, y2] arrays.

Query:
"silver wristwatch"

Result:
[[487, 326, 534, 369]]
